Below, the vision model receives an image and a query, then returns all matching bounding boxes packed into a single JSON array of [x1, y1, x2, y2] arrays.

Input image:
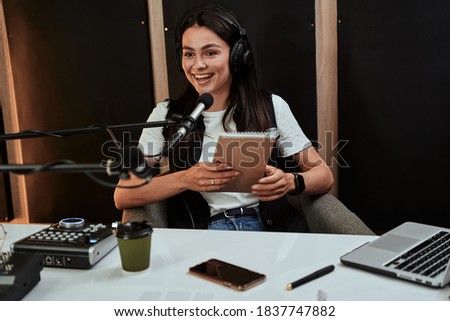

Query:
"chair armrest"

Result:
[[121, 201, 168, 228], [286, 193, 375, 235]]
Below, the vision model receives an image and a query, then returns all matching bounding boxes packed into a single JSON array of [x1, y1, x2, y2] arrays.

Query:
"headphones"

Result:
[[174, 4, 253, 74]]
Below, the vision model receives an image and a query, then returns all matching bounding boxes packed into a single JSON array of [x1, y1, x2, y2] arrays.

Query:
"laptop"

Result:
[[340, 221, 450, 288]]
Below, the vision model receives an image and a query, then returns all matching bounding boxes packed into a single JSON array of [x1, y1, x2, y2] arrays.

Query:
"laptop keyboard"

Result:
[[385, 231, 450, 278]]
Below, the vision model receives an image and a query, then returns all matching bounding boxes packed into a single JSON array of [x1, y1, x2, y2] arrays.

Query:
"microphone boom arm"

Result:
[[0, 120, 179, 141], [0, 93, 214, 188]]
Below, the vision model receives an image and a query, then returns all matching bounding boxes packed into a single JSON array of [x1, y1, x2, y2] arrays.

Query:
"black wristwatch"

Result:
[[291, 172, 305, 195]]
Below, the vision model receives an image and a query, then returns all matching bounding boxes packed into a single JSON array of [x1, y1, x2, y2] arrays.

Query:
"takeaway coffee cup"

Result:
[[116, 221, 153, 272]]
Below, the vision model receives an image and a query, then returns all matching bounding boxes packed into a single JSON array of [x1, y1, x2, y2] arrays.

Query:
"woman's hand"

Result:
[[183, 162, 240, 192], [251, 165, 293, 201]]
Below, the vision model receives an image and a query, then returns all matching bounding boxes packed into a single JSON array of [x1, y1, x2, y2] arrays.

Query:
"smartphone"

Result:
[[189, 258, 266, 291]]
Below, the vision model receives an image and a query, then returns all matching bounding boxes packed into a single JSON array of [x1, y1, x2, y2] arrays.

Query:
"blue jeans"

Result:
[[208, 207, 265, 231]]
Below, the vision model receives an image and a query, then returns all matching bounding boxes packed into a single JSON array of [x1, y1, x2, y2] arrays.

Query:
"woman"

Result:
[[114, 4, 334, 231]]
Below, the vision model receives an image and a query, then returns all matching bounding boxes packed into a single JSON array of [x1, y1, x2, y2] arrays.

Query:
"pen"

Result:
[[287, 265, 335, 290]]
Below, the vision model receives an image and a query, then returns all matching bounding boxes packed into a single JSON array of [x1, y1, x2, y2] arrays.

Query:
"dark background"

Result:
[[337, 0, 450, 232], [1, 0, 449, 232]]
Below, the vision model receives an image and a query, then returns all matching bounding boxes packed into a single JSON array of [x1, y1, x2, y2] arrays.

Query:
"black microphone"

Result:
[[162, 93, 214, 156]]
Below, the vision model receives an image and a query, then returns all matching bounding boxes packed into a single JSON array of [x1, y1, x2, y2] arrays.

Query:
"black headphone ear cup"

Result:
[[230, 39, 244, 73], [230, 38, 252, 73], [242, 47, 253, 69]]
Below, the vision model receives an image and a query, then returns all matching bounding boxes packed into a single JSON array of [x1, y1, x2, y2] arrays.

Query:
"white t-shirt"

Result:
[[139, 94, 311, 215]]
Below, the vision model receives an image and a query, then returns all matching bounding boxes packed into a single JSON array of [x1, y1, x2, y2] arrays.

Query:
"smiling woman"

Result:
[[114, 4, 334, 231]]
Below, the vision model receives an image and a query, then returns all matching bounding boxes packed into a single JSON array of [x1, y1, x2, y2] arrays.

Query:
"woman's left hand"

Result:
[[251, 165, 293, 202]]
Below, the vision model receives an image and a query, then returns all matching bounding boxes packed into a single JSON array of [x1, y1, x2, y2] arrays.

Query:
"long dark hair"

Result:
[[166, 4, 272, 171]]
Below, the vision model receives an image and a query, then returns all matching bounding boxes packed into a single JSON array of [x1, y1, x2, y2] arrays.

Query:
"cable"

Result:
[[88, 124, 121, 148], [14, 124, 122, 148], [16, 129, 64, 138]]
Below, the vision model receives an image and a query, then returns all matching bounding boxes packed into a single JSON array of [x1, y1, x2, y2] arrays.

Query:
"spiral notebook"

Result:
[[212, 132, 276, 193]]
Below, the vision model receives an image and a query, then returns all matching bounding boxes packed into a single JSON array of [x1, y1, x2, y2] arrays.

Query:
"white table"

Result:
[[3, 223, 449, 301]]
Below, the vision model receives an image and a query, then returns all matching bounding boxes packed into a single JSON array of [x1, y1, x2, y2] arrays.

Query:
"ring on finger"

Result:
[[211, 179, 215, 185]]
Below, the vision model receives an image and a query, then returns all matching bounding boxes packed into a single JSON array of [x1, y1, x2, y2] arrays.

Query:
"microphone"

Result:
[[178, 93, 214, 138], [162, 93, 214, 156]]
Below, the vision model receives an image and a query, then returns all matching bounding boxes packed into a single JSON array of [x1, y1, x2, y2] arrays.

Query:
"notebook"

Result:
[[340, 221, 450, 288], [212, 131, 276, 193]]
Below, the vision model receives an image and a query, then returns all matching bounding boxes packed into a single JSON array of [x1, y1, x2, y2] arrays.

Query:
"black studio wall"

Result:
[[338, 0, 450, 231]]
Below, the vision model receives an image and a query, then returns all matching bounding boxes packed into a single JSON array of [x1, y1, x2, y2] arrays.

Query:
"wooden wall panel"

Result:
[[315, 0, 338, 196]]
